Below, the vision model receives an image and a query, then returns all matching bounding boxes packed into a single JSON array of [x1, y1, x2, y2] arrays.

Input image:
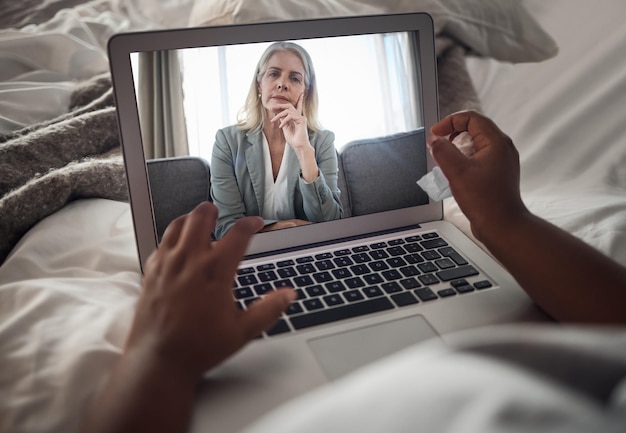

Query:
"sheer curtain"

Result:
[[138, 50, 189, 159], [375, 32, 421, 135]]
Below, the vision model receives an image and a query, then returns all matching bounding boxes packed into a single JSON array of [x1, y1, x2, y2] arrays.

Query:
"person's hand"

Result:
[[260, 219, 312, 232], [427, 111, 529, 241], [125, 202, 296, 381], [271, 92, 320, 183], [271, 92, 309, 150]]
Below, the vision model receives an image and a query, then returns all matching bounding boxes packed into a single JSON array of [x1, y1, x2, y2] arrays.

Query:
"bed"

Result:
[[1, 1, 625, 432]]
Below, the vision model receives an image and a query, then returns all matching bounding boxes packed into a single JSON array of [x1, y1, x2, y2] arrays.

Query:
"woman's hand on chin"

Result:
[[271, 92, 309, 150]]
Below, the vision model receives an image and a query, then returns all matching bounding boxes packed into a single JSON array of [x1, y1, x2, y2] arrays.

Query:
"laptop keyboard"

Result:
[[233, 231, 493, 337]]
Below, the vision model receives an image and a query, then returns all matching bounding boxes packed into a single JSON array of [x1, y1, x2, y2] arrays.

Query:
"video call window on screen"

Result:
[[131, 32, 424, 160], [130, 31, 429, 240]]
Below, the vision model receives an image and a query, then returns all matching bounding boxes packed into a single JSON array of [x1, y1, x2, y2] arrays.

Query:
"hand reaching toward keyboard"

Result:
[[83, 202, 295, 433], [134, 201, 296, 375]]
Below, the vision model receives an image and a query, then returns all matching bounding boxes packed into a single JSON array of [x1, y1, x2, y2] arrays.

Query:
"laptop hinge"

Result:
[[244, 224, 422, 261]]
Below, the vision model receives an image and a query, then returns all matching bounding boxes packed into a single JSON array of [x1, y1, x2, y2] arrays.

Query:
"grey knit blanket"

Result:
[[0, 41, 479, 264], [0, 73, 128, 263]]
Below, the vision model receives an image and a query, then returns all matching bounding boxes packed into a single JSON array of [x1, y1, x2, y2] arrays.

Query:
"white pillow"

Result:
[[188, 0, 558, 63]]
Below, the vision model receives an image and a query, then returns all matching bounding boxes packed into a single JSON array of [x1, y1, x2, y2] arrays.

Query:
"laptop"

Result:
[[108, 13, 548, 432]]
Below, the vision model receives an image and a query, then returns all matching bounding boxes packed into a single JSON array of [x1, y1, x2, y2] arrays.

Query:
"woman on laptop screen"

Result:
[[210, 41, 343, 239]]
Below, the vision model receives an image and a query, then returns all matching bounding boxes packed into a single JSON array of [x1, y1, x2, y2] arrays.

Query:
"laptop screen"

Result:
[[134, 33, 424, 163], [109, 14, 440, 268]]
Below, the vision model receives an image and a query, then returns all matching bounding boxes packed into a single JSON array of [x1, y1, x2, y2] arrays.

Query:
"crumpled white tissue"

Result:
[[417, 166, 451, 201], [417, 132, 475, 201]]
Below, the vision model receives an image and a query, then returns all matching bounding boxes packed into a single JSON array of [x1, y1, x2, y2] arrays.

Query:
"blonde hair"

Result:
[[237, 41, 322, 134]]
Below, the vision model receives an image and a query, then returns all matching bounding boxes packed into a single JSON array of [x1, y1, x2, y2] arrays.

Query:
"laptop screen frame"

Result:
[[108, 13, 441, 271]]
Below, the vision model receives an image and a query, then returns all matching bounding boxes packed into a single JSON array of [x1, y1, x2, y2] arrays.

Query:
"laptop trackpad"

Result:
[[307, 315, 438, 381]]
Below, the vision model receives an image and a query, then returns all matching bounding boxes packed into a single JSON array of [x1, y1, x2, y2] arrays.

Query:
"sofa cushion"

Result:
[[146, 156, 211, 240], [339, 129, 429, 217]]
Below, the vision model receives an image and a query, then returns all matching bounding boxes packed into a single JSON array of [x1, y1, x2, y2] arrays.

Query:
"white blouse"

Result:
[[261, 134, 291, 221]]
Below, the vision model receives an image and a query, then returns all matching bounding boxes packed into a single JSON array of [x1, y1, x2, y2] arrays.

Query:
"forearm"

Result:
[[299, 135, 342, 221], [300, 174, 343, 221], [478, 212, 626, 324], [294, 145, 319, 183], [82, 349, 198, 433]]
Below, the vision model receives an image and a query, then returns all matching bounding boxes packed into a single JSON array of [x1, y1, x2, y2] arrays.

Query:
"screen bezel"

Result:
[[108, 13, 440, 272]]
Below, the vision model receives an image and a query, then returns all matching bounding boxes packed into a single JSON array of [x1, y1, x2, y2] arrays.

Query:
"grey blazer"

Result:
[[210, 125, 343, 238]]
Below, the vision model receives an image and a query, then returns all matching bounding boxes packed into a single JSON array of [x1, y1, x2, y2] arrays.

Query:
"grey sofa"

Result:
[[147, 128, 428, 237], [146, 156, 211, 240], [338, 128, 428, 218]]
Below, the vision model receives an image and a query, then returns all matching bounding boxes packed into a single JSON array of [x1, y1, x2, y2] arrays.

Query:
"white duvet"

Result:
[[1, 0, 626, 432], [0, 200, 138, 432], [447, 0, 626, 266]]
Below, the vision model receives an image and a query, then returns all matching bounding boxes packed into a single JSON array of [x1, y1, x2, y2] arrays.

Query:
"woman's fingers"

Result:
[[295, 92, 304, 114], [271, 108, 299, 125]]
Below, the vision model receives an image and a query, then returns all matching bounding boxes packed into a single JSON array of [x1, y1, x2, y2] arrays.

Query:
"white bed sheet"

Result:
[[0, 199, 139, 433], [446, 0, 626, 266], [1, 1, 626, 432]]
